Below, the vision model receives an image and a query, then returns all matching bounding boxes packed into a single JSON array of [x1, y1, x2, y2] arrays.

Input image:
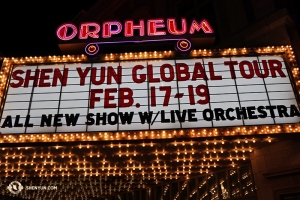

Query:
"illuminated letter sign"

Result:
[[56, 18, 214, 41], [189, 19, 213, 34], [167, 18, 187, 35], [102, 21, 122, 38], [56, 23, 78, 41], [79, 22, 101, 39], [147, 19, 166, 36], [124, 20, 145, 37]]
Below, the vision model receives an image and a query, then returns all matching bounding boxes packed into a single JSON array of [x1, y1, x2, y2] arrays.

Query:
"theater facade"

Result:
[[1, 1, 300, 200]]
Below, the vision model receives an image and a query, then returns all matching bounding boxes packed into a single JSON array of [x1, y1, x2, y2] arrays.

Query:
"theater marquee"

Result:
[[1, 55, 299, 134]]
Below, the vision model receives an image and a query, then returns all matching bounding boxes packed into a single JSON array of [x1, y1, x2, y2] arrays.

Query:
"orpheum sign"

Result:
[[1, 55, 300, 134], [56, 18, 214, 55], [56, 18, 213, 41]]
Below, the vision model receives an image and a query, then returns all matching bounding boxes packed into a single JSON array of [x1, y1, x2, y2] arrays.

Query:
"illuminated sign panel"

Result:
[[56, 18, 213, 41], [56, 18, 214, 56], [1, 55, 299, 134]]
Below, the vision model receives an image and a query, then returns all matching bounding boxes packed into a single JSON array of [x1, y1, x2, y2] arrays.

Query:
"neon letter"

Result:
[[124, 20, 145, 37], [56, 23, 78, 41], [147, 19, 166, 36], [167, 18, 187, 35], [102, 21, 122, 38], [189, 19, 213, 34], [79, 22, 100, 39]]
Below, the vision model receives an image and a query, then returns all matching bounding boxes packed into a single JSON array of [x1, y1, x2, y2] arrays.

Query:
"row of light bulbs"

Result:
[[1, 135, 257, 145], [0, 45, 295, 63], [0, 138, 265, 182], [0, 124, 294, 143]]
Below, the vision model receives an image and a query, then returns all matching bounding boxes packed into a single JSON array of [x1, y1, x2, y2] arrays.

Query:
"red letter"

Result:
[[91, 67, 105, 85], [10, 70, 24, 88], [132, 65, 146, 83], [107, 66, 122, 84], [39, 68, 52, 87], [268, 60, 286, 77], [167, 18, 187, 35], [189, 19, 213, 34], [79, 22, 100, 39], [176, 63, 190, 81], [76, 67, 90, 85], [53, 68, 68, 87], [239, 61, 254, 79], [208, 62, 222, 80], [160, 86, 171, 106], [188, 85, 195, 105], [224, 61, 238, 79], [195, 85, 210, 104], [150, 86, 156, 107], [104, 88, 117, 108], [253, 60, 269, 78], [56, 23, 77, 41], [124, 20, 145, 37], [102, 21, 122, 38], [147, 19, 166, 36], [160, 64, 174, 82], [119, 88, 134, 107], [148, 64, 160, 83], [90, 89, 103, 109], [24, 69, 40, 87], [192, 62, 207, 80]]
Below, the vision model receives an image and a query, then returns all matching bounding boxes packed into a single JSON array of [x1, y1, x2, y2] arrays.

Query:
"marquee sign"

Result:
[[1, 55, 299, 134]]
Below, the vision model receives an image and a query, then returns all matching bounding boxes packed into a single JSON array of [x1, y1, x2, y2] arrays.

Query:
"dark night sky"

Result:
[[0, 1, 98, 57]]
